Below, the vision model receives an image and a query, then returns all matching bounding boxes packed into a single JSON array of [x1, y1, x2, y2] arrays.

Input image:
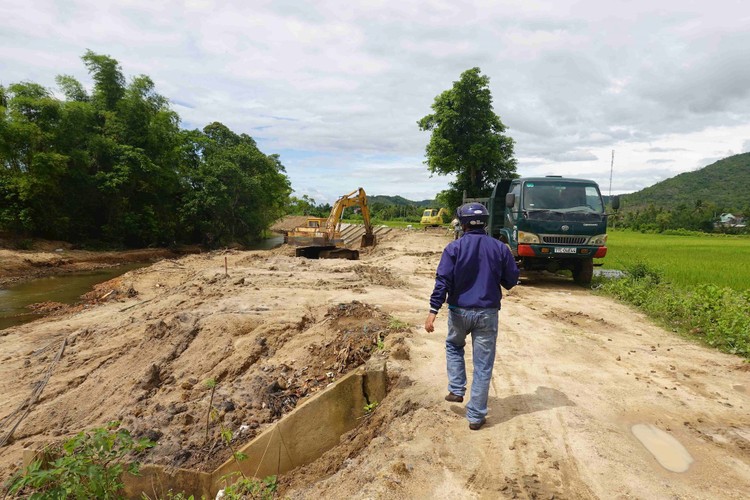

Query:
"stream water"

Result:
[[0, 235, 285, 331], [0, 263, 147, 331]]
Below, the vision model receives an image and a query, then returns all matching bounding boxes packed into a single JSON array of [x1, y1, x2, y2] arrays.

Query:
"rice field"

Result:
[[603, 230, 750, 292]]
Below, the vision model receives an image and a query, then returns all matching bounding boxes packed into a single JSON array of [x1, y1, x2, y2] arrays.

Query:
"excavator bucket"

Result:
[[361, 234, 376, 247]]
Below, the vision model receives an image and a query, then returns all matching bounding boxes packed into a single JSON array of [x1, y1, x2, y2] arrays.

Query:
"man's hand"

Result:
[[424, 312, 437, 333]]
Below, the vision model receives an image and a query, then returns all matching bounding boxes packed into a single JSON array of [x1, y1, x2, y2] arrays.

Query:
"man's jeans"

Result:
[[446, 307, 499, 423]]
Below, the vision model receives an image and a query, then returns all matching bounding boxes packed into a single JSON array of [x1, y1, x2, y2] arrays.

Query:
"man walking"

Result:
[[424, 203, 519, 430], [451, 217, 462, 240]]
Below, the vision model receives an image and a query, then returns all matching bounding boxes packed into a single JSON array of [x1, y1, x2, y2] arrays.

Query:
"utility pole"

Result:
[[608, 149, 615, 200], [609, 149, 616, 229]]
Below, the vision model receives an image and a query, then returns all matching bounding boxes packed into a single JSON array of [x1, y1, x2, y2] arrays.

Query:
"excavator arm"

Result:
[[324, 188, 376, 247]]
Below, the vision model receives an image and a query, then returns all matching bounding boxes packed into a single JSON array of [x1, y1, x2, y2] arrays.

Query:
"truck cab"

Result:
[[486, 176, 610, 285]]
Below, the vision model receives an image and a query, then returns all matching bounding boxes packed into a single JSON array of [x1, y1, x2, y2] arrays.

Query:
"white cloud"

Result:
[[2, 0, 750, 201]]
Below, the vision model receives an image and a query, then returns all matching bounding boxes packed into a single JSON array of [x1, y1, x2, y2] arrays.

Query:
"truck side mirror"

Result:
[[505, 193, 515, 208], [611, 195, 620, 211]]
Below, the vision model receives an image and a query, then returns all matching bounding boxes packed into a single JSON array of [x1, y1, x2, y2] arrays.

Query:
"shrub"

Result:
[[221, 476, 277, 500], [6, 422, 154, 499], [597, 264, 750, 358]]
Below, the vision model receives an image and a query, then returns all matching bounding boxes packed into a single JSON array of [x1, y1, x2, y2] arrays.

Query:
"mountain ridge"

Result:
[[619, 152, 750, 213]]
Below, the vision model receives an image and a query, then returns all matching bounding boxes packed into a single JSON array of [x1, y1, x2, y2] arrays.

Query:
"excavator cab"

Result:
[[421, 208, 449, 226]]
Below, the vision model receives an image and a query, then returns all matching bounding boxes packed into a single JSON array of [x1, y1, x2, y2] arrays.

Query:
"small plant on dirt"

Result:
[[363, 400, 379, 417], [203, 378, 268, 496], [203, 379, 246, 468], [626, 261, 663, 284], [204, 378, 217, 444], [218, 425, 248, 466], [7, 421, 154, 499], [218, 474, 278, 500], [210, 390, 277, 500], [376, 334, 385, 350], [388, 316, 409, 330]]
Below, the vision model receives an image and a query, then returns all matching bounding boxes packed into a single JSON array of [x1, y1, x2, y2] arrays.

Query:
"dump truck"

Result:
[[286, 187, 376, 260], [483, 176, 618, 285]]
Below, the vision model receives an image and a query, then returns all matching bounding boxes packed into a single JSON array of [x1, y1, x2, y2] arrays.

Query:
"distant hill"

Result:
[[621, 152, 750, 213], [369, 195, 436, 207]]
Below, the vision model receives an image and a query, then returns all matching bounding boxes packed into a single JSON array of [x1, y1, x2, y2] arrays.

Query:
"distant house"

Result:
[[715, 213, 747, 229]]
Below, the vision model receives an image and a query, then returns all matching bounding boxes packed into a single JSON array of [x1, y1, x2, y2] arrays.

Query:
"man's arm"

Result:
[[499, 246, 520, 290], [424, 312, 437, 332], [425, 246, 455, 332], [429, 247, 455, 312]]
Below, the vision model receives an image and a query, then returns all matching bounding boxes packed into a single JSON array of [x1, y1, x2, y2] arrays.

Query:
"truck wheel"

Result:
[[573, 258, 594, 286]]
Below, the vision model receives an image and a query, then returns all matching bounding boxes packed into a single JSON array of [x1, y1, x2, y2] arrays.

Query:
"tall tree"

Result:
[[0, 82, 71, 236], [82, 50, 125, 112], [178, 123, 291, 246], [418, 67, 516, 207], [1, 51, 291, 247]]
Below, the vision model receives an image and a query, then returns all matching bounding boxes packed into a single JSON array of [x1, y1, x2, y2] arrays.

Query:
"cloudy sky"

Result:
[[3, 0, 750, 204]]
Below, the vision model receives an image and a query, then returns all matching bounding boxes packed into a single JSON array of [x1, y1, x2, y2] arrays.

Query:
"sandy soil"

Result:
[[1, 228, 749, 499]]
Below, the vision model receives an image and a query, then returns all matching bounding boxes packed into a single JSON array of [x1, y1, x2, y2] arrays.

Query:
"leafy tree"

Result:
[[418, 67, 516, 206], [0, 82, 71, 236], [82, 49, 126, 111], [0, 51, 290, 247], [287, 194, 320, 215], [435, 190, 457, 217], [178, 123, 290, 246], [55, 75, 89, 102]]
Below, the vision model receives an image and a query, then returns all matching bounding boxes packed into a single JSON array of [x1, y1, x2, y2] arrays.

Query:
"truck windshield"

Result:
[[523, 181, 604, 213]]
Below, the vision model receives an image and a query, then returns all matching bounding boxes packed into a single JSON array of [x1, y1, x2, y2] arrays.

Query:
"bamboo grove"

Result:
[[0, 51, 291, 248]]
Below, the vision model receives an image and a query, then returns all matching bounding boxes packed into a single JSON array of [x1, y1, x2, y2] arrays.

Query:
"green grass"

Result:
[[596, 230, 750, 359], [604, 230, 750, 291], [342, 218, 433, 229]]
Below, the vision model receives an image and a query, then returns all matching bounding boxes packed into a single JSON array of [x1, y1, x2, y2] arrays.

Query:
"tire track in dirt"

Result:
[[495, 275, 750, 499], [489, 293, 595, 499]]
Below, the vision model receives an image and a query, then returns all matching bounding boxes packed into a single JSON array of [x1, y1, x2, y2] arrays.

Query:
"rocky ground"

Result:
[[1, 226, 749, 499]]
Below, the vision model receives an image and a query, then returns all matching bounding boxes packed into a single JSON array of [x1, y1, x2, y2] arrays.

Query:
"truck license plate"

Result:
[[554, 247, 577, 254]]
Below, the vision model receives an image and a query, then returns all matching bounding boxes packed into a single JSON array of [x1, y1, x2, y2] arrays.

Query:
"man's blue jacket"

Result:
[[429, 229, 520, 314]]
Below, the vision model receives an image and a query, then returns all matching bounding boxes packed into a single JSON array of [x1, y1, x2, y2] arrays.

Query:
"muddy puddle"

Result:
[[0, 263, 147, 330], [0, 236, 284, 331], [631, 423, 694, 472]]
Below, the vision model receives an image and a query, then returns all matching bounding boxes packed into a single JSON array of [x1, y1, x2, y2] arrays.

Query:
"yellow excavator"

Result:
[[286, 187, 376, 259], [420, 208, 449, 226]]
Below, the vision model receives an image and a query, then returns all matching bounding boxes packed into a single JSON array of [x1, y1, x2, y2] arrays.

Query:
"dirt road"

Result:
[[1, 229, 748, 498]]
